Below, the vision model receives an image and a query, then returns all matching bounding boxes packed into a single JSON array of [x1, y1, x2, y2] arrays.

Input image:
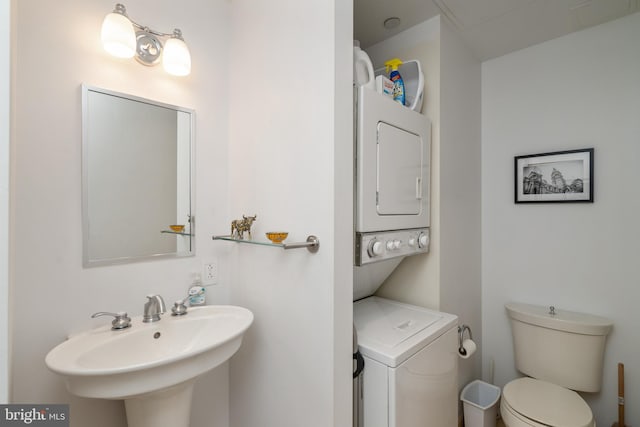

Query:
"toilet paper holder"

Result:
[[458, 324, 473, 356]]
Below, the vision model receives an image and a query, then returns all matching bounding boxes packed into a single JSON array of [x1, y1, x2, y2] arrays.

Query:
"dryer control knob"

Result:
[[418, 233, 429, 248], [368, 240, 384, 257]]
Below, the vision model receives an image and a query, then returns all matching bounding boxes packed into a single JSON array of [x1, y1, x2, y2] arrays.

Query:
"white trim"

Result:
[[0, 0, 10, 404]]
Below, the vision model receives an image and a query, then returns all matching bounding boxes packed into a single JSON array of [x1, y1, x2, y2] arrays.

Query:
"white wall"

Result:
[[12, 1, 231, 425], [482, 12, 640, 426], [439, 18, 482, 391], [367, 17, 483, 391], [367, 18, 442, 310], [227, 0, 353, 426], [0, 0, 10, 404]]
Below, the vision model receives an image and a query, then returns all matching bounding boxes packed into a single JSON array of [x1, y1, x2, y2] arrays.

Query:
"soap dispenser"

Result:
[[188, 273, 206, 306]]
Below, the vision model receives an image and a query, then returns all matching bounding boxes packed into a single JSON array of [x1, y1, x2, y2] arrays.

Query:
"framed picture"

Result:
[[515, 148, 594, 203]]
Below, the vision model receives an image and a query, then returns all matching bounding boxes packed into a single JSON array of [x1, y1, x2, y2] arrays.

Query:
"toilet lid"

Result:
[[503, 378, 593, 427]]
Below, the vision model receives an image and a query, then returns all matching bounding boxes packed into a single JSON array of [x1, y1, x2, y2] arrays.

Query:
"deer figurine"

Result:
[[231, 215, 257, 239]]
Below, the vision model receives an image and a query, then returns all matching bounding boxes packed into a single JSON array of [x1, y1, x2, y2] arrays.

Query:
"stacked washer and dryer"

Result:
[[353, 54, 459, 427]]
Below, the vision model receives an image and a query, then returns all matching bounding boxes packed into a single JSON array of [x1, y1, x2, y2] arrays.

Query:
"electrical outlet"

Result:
[[203, 259, 218, 285]]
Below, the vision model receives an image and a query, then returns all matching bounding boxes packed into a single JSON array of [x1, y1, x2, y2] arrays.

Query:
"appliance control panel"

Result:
[[355, 228, 429, 266]]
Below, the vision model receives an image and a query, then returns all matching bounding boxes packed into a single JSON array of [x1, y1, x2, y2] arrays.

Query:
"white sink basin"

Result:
[[46, 305, 253, 427]]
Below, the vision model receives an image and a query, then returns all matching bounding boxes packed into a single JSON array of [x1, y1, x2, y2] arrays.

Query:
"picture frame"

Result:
[[514, 148, 594, 203]]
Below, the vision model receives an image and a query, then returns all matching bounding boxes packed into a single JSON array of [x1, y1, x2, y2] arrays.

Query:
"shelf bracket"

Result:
[[283, 235, 320, 253]]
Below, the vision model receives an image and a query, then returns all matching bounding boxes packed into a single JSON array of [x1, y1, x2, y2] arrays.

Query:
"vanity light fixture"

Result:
[[101, 3, 192, 76]]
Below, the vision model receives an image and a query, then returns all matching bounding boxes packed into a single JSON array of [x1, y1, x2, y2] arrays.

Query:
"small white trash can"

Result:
[[460, 380, 501, 427]]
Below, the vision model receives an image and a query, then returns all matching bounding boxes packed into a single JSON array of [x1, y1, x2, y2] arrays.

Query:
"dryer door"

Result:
[[377, 122, 423, 216]]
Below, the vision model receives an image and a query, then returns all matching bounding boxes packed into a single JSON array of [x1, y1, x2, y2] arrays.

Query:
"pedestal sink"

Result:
[[45, 305, 253, 427]]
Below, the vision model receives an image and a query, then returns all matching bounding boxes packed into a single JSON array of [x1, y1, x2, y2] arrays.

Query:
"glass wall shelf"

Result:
[[161, 230, 193, 236], [212, 235, 319, 253]]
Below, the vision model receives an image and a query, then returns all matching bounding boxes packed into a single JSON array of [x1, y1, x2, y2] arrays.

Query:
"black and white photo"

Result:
[[515, 149, 594, 203]]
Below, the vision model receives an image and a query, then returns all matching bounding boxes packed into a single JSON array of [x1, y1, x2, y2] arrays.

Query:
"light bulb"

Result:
[[162, 31, 191, 76], [101, 6, 136, 59]]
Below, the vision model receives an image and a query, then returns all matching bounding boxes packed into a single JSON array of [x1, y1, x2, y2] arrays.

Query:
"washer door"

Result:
[[390, 327, 458, 427]]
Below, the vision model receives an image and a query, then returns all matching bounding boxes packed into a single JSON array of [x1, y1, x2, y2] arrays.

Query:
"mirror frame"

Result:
[[81, 84, 196, 267]]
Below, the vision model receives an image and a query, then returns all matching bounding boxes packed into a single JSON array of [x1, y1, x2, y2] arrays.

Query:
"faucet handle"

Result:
[[171, 299, 189, 316], [91, 311, 132, 330]]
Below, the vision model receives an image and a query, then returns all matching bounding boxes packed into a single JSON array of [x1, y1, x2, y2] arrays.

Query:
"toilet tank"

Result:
[[506, 302, 613, 392]]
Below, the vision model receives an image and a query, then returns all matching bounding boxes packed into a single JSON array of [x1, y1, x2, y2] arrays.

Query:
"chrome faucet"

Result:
[[143, 294, 166, 323]]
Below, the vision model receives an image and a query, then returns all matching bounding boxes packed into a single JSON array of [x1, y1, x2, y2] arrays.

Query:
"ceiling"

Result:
[[354, 0, 638, 60]]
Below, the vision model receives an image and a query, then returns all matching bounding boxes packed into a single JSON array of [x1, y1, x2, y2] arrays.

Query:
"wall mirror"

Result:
[[82, 85, 194, 267]]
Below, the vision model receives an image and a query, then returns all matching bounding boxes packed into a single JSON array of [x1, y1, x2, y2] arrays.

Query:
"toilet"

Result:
[[502, 302, 613, 427]]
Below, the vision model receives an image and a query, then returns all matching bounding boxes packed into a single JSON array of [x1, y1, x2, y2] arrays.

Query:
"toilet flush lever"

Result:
[[549, 306, 556, 316]]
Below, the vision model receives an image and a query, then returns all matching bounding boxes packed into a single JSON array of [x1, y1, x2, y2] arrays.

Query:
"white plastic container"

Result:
[[375, 59, 424, 112], [353, 41, 375, 89], [460, 380, 501, 427]]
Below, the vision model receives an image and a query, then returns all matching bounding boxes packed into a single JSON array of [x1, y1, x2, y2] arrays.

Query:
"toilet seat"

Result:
[[501, 378, 594, 427]]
